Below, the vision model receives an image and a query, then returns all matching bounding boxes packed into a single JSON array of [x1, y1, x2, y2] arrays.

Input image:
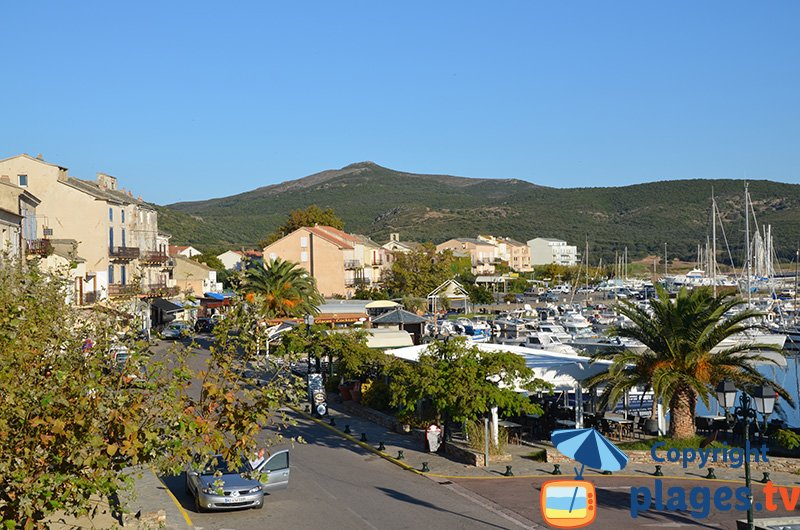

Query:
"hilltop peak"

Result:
[[341, 161, 385, 171]]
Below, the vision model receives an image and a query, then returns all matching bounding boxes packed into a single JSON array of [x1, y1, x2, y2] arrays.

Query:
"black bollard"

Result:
[[329, 417, 336, 426], [705, 467, 716, 479], [378, 441, 386, 451], [654, 465, 663, 477], [344, 425, 351, 434], [397, 450, 405, 460], [421, 462, 430, 473], [761, 472, 771, 484], [552, 464, 562, 476], [360, 432, 368, 442], [503, 465, 514, 477]]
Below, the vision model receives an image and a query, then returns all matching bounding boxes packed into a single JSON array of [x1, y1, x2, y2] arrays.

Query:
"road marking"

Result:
[[641, 522, 717, 528], [343, 506, 380, 530], [441, 482, 541, 529], [151, 466, 193, 528]]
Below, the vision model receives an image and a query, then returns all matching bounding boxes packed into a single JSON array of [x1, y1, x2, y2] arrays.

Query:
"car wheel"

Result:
[[195, 493, 207, 513]]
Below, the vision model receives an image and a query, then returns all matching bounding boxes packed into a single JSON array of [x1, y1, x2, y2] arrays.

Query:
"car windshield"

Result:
[[200, 456, 251, 476]]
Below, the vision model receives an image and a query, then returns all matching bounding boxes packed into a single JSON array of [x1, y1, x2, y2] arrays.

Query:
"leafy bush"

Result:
[[775, 429, 800, 451], [466, 420, 508, 455], [361, 379, 393, 411]]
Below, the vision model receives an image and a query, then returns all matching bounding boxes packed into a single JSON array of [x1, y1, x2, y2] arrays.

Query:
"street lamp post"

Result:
[[715, 381, 777, 530]]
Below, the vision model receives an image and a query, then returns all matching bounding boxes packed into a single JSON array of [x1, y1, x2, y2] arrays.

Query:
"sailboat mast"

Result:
[[745, 183, 752, 308], [712, 190, 717, 297], [795, 248, 799, 325], [585, 237, 589, 288]]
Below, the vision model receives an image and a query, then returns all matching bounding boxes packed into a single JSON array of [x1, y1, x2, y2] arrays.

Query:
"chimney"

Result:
[[137, 194, 142, 201], [390, 233, 399, 242], [36, 153, 43, 160]]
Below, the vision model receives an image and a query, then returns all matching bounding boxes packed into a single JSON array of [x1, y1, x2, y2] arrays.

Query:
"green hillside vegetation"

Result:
[[157, 162, 800, 263]]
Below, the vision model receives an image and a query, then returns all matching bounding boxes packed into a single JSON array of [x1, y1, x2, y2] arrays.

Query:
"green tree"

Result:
[[383, 245, 457, 298], [585, 286, 791, 439], [464, 283, 494, 304], [0, 258, 302, 527], [192, 253, 226, 271], [243, 258, 324, 318], [388, 338, 549, 428], [260, 205, 344, 247]]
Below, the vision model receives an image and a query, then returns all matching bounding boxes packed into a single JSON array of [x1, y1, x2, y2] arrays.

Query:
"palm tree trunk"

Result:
[[668, 386, 697, 439]]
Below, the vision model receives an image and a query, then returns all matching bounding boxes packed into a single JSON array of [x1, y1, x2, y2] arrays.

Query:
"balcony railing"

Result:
[[26, 239, 52, 256], [371, 258, 384, 266], [344, 260, 362, 269], [109, 246, 140, 260], [142, 283, 180, 297], [140, 251, 169, 264], [345, 278, 371, 287], [108, 283, 140, 296]]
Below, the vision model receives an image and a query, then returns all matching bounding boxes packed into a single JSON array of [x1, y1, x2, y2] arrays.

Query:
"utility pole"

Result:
[[664, 243, 668, 276]]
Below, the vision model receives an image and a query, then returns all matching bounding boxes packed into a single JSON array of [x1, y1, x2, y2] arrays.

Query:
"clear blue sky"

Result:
[[2, 1, 799, 204]]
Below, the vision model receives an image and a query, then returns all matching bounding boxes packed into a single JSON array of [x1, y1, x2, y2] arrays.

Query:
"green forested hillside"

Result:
[[157, 162, 800, 262]]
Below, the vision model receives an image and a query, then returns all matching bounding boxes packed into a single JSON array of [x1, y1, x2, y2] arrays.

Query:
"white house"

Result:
[[527, 238, 578, 266], [218, 250, 244, 270], [168, 245, 202, 258]]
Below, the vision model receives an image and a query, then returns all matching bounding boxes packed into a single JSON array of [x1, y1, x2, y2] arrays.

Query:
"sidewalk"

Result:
[[46, 467, 192, 529], [316, 402, 800, 487]]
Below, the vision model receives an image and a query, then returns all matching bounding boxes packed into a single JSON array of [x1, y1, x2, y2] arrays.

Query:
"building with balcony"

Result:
[[477, 235, 532, 272], [527, 237, 579, 266], [0, 154, 168, 302], [436, 238, 498, 275], [262, 225, 390, 298], [0, 177, 40, 259]]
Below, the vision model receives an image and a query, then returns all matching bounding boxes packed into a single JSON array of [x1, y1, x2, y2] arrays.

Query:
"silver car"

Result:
[[185, 451, 290, 512], [162, 321, 191, 340]]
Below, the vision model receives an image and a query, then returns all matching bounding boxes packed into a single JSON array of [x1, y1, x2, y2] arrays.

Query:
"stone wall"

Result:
[[444, 441, 513, 467]]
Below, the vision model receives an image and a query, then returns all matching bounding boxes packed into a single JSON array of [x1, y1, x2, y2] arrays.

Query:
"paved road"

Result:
[[154, 337, 532, 530], [161, 412, 531, 530], [453, 474, 800, 529]]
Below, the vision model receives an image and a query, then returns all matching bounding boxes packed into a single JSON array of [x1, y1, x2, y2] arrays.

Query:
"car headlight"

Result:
[[248, 486, 262, 494], [203, 486, 216, 495]]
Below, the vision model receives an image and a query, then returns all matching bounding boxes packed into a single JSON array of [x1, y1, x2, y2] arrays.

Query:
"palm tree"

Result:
[[243, 258, 324, 318], [584, 286, 790, 439]]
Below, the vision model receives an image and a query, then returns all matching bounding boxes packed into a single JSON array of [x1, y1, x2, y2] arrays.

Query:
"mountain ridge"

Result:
[[156, 162, 800, 262]]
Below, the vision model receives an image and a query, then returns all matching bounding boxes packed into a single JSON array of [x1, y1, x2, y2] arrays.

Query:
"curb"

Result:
[[289, 407, 800, 488], [150, 466, 194, 528], [288, 405, 423, 475]]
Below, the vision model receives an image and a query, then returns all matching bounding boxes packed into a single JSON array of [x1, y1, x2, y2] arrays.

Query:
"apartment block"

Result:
[[263, 225, 390, 298], [436, 238, 497, 275], [0, 154, 173, 303], [527, 237, 579, 266]]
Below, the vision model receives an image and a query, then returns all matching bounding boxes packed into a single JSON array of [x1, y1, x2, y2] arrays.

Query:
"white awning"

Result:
[[365, 300, 401, 309], [385, 342, 612, 390]]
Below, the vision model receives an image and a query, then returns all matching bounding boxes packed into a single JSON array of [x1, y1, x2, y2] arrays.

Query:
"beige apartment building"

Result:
[[263, 225, 390, 298], [477, 235, 532, 272], [436, 238, 497, 275], [0, 178, 40, 259], [0, 154, 173, 303], [172, 255, 221, 296]]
